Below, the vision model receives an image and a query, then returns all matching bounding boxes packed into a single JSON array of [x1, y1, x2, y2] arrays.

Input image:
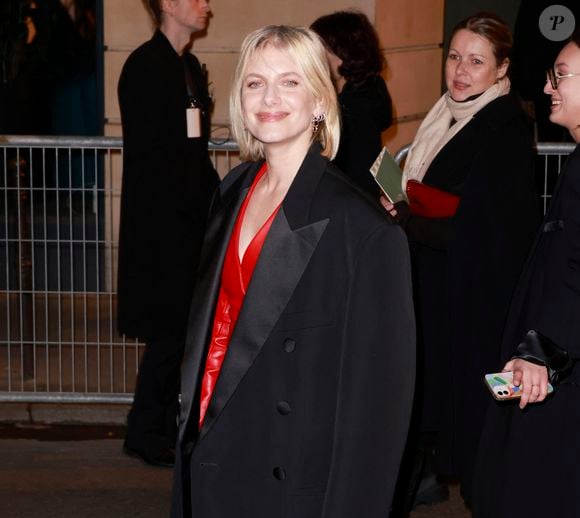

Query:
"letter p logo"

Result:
[[539, 5, 576, 41], [550, 15, 565, 31]]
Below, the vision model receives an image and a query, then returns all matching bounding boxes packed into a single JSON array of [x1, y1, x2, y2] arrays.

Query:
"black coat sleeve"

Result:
[[396, 200, 453, 250], [321, 223, 415, 517]]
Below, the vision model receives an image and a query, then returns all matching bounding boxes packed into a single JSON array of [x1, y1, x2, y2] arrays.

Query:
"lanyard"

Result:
[[183, 56, 201, 105]]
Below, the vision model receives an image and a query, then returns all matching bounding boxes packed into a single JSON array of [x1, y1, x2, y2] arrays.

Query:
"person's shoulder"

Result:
[[122, 32, 173, 70], [476, 94, 531, 131], [565, 144, 580, 178], [568, 143, 580, 160], [320, 163, 398, 230], [559, 144, 580, 197], [340, 76, 390, 109], [363, 75, 389, 95], [120, 42, 154, 86], [343, 75, 387, 94], [124, 35, 156, 63]]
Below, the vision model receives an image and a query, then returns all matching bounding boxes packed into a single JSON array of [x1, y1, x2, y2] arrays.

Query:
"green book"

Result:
[[369, 147, 407, 203]]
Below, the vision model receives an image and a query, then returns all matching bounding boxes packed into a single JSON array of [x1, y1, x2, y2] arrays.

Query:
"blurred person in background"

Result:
[[0, 0, 53, 135], [117, 0, 219, 469], [311, 10, 393, 197], [382, 12, 538, 512]]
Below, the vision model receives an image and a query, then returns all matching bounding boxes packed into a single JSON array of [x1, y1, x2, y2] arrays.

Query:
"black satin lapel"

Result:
[[199, 209, 329, 438], [178, 186, 248, 440]]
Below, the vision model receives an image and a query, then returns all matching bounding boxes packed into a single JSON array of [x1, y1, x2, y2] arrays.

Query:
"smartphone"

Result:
[[484, 371, 554, 401]]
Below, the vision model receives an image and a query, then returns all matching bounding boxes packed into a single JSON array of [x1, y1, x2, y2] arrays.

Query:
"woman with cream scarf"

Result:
[[384, 13, 538, 509]]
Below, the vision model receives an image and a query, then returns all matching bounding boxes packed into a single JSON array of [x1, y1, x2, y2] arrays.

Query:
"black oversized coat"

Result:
[[474, 144, 580, 518], [116, 31, 219, 341], [171, 147, 416, 518], [404, 95, 539, 501]]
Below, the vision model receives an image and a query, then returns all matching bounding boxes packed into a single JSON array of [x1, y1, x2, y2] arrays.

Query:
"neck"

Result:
[[262, 142, 310, 194], [160, 23, 193, 55], [572, 126, 580, 143]]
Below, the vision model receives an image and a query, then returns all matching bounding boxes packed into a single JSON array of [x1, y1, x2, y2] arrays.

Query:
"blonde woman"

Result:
[[170, 25, 415, 518], [382, 12, 538, 508]]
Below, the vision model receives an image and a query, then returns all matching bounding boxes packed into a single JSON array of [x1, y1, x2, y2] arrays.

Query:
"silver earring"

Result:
[[312, 113, 326, 133]]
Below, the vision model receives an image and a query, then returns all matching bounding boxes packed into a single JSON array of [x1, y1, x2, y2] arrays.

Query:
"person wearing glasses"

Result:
[[511, 0, 580, 141], [381, 12, 538, 510], [474, 31, 580, 518]]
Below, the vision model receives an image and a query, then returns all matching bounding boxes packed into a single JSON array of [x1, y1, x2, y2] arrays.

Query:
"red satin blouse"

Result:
[[198, 164, 279, 428]]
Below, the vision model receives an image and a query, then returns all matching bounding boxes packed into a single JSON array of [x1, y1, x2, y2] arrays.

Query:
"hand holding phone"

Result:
[[484, 371, 554, 401]]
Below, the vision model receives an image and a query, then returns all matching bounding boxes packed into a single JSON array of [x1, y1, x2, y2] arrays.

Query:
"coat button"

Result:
[[276, 401, 292, 415], [273, 466, 286, 480], [283, 338, 296, 352]]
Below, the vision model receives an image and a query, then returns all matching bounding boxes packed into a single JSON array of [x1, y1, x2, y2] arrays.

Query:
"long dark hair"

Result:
[[311, 10, 385, 84]]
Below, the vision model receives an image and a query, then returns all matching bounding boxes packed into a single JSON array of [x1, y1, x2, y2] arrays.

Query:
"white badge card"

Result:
[[186, 107, 201, 138]]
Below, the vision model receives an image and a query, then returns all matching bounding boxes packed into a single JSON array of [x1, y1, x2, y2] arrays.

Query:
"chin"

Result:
[[449, 90, 471, 102], [548, 113, 561, 126]]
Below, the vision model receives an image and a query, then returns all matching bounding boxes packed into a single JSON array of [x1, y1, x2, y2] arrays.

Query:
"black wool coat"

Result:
[[474, 144, 580, 518], [404, 94, 539, 501], [116, 31, 219, 341], [171, 147, 416, 518]]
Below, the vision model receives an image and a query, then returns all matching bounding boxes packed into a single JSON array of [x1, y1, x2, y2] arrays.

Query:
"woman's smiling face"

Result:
[[544, 41, 580, 142], [241, 45, 321, 154], [445, 29, 508, 101]]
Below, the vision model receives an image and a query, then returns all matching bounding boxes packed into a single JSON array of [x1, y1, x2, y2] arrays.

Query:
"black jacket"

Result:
[[404, 94, 539, 501], [474, 144, 580, 518], [334, 75, 392, 196], [116, 31, 219, 340], [171, 146, 416, 518]]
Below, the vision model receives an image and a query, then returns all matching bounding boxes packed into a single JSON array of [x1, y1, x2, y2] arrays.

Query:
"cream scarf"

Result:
[[402, 77, 511, 188]]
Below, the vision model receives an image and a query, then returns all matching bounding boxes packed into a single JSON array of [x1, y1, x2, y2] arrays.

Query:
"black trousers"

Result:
[[125, 336, 184, 453]]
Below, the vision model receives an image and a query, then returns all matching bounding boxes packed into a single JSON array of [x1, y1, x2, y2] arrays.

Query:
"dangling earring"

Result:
[[312, 113, 326, 133]]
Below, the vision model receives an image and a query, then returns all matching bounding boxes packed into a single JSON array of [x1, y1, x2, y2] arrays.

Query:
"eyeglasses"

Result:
[[546, 68, 580, 89]]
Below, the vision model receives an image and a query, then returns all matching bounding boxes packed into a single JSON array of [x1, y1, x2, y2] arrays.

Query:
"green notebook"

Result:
[[369, 147, 407, 203]]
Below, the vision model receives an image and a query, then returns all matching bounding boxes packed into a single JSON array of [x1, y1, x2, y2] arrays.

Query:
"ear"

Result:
[[496, 58, 509, 80], [160, 0, 175, 16], [313, 97, 326, 119]]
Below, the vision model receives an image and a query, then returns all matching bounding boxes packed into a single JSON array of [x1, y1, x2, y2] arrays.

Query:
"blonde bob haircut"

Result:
[[230, 25, 340, 162]]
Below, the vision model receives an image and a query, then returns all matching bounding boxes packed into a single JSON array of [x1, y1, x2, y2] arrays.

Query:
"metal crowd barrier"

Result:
[[0, 137, 575, 404], [535, 142, 576, 213], [0, 135, 239, 404]]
